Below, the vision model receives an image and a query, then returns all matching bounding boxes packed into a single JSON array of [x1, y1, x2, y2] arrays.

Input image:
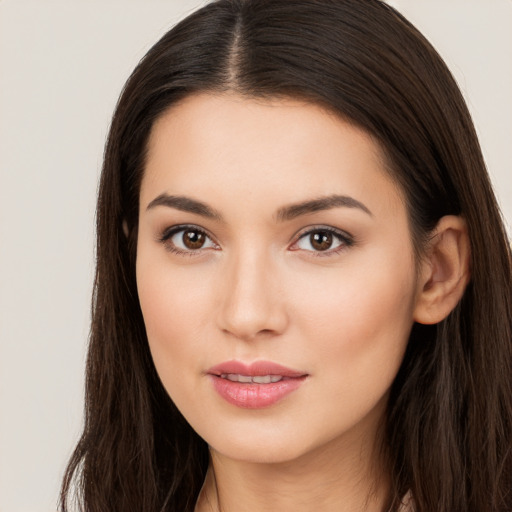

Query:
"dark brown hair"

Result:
[[60, 1, 512, 510]]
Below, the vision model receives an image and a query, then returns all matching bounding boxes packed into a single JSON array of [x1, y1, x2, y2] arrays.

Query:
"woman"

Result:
[[60, 0, 512, 511]]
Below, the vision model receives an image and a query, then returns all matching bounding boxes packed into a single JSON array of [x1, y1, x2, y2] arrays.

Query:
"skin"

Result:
[[136, 93, 470, 512]]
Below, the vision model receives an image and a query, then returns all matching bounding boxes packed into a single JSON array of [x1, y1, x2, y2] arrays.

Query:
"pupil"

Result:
[[311, 231, 332, 251], [183, 230, 205, 249]]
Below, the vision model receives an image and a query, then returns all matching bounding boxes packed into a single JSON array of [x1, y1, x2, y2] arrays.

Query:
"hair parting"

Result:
[[61, 1, 512, 511]]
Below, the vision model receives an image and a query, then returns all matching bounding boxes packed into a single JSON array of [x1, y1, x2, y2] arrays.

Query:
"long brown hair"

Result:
[[60, 1, 512, 510]]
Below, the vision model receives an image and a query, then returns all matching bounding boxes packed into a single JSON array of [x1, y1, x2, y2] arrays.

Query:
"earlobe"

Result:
[[122, 220, 130, 238], [413, 215, 471, 325]]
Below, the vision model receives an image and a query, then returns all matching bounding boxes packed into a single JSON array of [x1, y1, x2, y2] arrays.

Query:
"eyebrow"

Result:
[[275, 194, 372, 221], [146, 193, 222, 220], [146, 192, 372, 221]]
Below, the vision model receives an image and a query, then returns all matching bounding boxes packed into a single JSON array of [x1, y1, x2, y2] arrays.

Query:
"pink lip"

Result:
[[207, 360, 308, 409]]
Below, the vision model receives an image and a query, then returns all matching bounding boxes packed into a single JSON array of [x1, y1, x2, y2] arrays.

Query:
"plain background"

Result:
[[0, 1, 510, 510]]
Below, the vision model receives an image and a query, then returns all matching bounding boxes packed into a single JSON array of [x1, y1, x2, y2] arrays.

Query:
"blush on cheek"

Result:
[[295, 262, 416, 372], [138, 267, 213, 373]]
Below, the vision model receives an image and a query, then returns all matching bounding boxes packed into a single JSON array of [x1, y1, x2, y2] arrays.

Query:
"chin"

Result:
[[210, 438, 312, 465], [197, 419, 340, 466]]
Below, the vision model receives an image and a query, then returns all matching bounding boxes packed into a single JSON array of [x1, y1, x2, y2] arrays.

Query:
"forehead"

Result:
[[140, 92, 405, 219]]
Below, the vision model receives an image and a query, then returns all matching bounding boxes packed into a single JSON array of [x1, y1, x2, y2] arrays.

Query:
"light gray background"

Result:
[[0, 1, 510, 511]]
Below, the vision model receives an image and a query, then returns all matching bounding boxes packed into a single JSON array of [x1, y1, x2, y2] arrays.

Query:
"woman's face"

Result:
[[136, 93, 421, 464]]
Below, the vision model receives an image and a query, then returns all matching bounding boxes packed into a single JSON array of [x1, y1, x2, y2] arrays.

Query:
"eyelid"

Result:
[[158, 224, 219, 254], [158, 223, 210, 241], [289, 225, 355, 254], [157, 223, 354, 256]]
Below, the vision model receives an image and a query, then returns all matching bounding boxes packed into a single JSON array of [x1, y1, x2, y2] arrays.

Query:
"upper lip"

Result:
[[207, 360, 307, 378]]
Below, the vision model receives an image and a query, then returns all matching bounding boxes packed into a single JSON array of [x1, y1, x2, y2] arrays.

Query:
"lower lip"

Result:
[[210, 376, 306, 409]]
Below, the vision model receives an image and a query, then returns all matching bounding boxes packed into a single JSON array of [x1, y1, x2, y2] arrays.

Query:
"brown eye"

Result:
[[162, 226, 217, 253], [310, 231, 333, 251], [183, 229, 206, 249], [294, 227, 351, 254]]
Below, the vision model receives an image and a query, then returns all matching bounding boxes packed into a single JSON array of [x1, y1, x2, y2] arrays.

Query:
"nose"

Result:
[[217, 247, 288, 341]]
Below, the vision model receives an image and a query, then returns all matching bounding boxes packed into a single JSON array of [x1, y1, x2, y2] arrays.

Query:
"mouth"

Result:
[[207, 359, 307, 379], [207, 360, 308, 409], [219, 374, 286, 384]]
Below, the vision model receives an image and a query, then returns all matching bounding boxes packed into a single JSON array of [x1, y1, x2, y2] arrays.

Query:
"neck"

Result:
[[195, 427, 390, 512]]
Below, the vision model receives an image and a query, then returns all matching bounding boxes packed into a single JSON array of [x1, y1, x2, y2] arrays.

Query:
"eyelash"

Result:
[[290, 225, 355, 257], [158, 224, 355, 257], [158, 224, 219, 256]]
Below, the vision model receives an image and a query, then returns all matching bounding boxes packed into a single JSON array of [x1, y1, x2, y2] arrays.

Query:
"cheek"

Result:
[[290, 249, 417, 387], [136, 255, 217, 390]]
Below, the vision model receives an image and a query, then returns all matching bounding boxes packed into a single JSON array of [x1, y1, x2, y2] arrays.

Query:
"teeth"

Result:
[[253, 375, 271, 384], [220, 374, 283, 383]]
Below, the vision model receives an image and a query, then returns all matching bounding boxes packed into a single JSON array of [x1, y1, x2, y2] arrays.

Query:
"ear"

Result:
[[122, 219, 130, 238], [413, 215, 471, 325]]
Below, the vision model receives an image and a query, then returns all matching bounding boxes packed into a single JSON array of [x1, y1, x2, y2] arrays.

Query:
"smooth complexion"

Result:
[[136, 93, 470, 512]]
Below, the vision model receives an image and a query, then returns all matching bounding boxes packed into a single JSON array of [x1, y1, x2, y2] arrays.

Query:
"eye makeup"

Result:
[[157, 223, 355, 258], [157, 224, 219, 256], [290, 225, 355, 257]]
